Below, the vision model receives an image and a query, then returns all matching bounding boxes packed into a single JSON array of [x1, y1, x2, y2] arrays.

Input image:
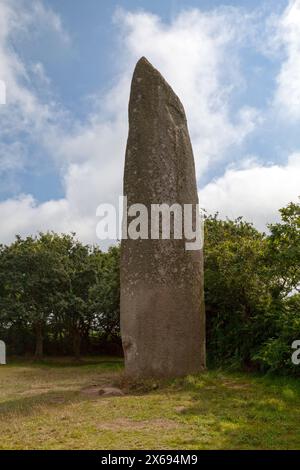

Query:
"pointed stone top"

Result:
[[135, 56, 154, 70], [131, 57, 185, 119], [133, 56, 161, 80], [136, 56, 150, 65]]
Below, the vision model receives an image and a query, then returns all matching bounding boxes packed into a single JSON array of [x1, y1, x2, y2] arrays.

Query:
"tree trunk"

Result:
[[73, 329, 81, 360], [34, 323, 43, 360]]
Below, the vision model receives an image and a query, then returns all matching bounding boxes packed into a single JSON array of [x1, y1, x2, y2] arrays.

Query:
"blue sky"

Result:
[[0, 0, 299, 245]]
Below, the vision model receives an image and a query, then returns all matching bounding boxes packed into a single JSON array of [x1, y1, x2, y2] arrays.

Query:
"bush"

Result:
[[254, 296, 300, 376]]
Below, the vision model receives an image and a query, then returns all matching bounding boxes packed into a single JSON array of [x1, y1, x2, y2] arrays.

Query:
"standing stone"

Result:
[[121, 57, 205, 378]]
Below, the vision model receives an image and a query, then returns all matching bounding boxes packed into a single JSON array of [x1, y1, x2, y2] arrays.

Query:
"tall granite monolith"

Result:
[[121, 57, 205, 378]]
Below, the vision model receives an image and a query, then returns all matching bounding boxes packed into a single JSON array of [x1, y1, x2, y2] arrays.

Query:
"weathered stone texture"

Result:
[[121, 57, 205, 377]]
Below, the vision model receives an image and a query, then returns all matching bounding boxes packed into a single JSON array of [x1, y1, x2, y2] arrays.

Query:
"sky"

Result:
[[0, 0, 299, 247]]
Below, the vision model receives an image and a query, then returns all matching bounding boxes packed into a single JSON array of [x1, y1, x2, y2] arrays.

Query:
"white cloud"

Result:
[[30, 1, 71, 46], [0, 5, 258, 247], [115, 8, 259, 176], [272, 0, 300, 120], [200, 153, 300, 230], [0, 3, 294, 246], [0, 193, 102, 245], [46, 7, 259, 246], [0, 0, 69, 166]]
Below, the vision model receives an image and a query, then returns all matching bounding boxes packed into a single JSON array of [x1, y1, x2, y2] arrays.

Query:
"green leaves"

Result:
[[0, 198, 299, 374], [204, 199, 300, 375], [267, 199, 300, 298]]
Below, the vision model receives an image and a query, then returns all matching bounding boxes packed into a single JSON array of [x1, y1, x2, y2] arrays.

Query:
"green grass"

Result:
[[0, 357, 299, 449]]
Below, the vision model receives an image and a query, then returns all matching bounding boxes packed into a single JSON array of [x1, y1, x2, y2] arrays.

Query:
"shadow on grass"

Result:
[[0, 388, 104, 418], [1, 367, 300, 449]]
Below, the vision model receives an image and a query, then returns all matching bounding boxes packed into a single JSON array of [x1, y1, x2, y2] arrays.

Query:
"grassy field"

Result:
[[0, 357, 299, 450]]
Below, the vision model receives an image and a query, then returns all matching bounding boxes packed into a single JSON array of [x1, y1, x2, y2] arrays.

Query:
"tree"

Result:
[[204, 214, 271, 366], [266, 199, 300, 299], [204, 199, 300, 373], [0, 233, 68, 359], [0, 199, 298, 376], [89, 245, 120, 341], [53, 236, 99, 359]]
